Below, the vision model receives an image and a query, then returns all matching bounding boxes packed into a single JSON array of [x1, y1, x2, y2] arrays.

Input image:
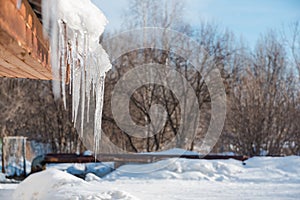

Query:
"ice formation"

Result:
[[42, 0, 112, 154], [16, 0, 22, 9]]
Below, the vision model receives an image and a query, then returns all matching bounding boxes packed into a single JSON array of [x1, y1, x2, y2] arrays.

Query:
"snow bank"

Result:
[[46, 154, 300, 184], [105, 156, 300, 183], [13, 169, 138, 200], [105, 158, 244, 181], [241, 156, 300, 183], [12, 156, 300, 199]]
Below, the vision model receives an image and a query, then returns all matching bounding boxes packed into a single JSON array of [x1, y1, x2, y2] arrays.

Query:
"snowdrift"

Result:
[[13, 156, 300, 200], [105, 156, 300, 183], [13, 168, 138, 200]]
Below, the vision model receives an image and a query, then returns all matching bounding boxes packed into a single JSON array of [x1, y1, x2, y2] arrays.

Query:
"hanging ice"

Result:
[[16, 0, 22, 9], [42, 0, 112, 154]]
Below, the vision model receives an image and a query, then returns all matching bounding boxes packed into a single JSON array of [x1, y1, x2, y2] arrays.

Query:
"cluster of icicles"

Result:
[[41, 0, 112, 154]]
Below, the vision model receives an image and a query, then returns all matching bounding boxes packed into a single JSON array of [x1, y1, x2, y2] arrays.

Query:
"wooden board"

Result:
[[0, 0, 52, 80]]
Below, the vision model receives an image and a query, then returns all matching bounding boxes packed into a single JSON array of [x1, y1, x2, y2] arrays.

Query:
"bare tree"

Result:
[[224, 31, 299, 156], [102, 0, 235, 152], [286, 21, 300, 77], [0, 78, 84, 153]]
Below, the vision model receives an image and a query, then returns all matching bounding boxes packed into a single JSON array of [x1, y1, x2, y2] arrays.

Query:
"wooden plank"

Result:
[[0, 0, 52, 80], [0, 59, 18, 77], [0, 58, 33, 78], [0, 68, 16, 78], [0, 43, 42, 79]]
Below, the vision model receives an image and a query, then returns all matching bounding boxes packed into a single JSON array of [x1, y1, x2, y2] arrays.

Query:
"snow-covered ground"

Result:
[[1, 155, 298, 200]]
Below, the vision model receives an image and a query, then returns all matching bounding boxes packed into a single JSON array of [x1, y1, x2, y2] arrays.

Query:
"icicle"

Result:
[[59, 20, 67, 109], [73, 60, 81, 127], [42, 0, 61, 100], [94, 76, 105, 154], [86, 69, 91, 123], [80, 32, 88, 137], [51, 20, 61, 100], [72, 31, 79, 124], [42, 0, 112, 155], [80, 67, 85, 137], [68, 40, 73, 95], [84, 33, 91, 123], [16, 0, 22, 9], [83, 31, 88, 72]]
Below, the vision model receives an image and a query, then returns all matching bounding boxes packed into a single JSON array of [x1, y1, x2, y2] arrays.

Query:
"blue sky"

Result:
[[92, 0, 300, 48]]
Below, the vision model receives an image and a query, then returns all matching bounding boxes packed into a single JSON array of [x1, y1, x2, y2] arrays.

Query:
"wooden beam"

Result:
[[0, 0, 52, 80]]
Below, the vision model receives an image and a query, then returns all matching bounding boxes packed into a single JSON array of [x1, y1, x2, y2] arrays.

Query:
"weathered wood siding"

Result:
[[0, 0, 52, 80]]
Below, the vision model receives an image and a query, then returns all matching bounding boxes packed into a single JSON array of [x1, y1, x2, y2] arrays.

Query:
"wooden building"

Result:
[[0, 0, 52, 80]]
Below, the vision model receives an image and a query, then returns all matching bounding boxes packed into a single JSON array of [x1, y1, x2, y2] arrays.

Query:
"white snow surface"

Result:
[[85, 172, 102, 182], [106, 156, 300, 182], [12, 156, 300, 200], [13, 168, 137, 200]]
